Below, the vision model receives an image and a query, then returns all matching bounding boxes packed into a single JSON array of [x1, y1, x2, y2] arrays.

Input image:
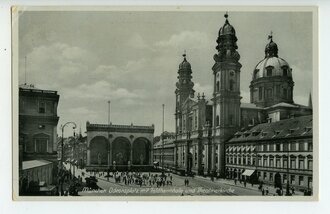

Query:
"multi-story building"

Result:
[[19, 84, 60, 161], [226, 115, 313, 191], [19, 83, 60, 195], [153, 132, 175, 170]]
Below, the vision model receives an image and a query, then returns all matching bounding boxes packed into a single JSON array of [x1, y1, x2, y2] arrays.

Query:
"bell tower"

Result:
[[211, 13, 242, 177], [175, 52, 195, 135]]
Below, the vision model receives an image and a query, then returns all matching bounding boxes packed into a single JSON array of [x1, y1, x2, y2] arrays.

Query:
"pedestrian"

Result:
[[234, 178, 237, 185], [244, 180, 247, 187], [266, 187, 269, 195], [262, 188, 265, 196], [291, 186, 295, 195]]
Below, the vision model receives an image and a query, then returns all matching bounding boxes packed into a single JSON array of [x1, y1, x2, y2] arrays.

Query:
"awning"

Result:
[[242, 169, 255, 176]]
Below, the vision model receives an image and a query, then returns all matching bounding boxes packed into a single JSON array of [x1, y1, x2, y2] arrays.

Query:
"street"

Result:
[[64, 163, 262, 196]]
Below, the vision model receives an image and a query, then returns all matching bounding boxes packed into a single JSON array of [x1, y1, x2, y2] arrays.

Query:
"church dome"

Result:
[[252, 33, 292, 80], [253, 57, 291, 80], [179, 53, 191, 70], [218, 13, 236, 36]]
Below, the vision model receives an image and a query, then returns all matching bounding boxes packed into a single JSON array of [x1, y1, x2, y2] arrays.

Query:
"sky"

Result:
[[17, 10, 313, 136]]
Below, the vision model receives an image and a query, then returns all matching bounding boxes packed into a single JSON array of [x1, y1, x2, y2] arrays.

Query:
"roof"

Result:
[[241, 103, 262, 109], [229, 115, 313, 143], [19, 84, 59, 97], [22, 160, 52, 170], [253, 56, 291, 80]]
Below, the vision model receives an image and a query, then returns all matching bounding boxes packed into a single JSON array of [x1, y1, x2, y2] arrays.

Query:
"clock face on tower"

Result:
[[229, 70, 235, 77]]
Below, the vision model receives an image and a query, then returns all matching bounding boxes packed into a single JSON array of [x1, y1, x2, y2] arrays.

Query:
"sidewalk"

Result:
[[195, 175, 303, 196]]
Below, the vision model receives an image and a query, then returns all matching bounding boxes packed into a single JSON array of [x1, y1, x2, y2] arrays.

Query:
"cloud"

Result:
[[155, 31, 210, 51], [240, 90, 250, 103], [194, 82, 212, 98], [127, 33, 150, 49], [20, 43, 98, 88]]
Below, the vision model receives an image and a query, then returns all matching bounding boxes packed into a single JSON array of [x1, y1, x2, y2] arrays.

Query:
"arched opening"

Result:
[[216, 81, 220, 92], [90, 136, 109, 165], [112, 137, 131, 165], [132, 137, 151, 165], [229, 79, 235, 91]]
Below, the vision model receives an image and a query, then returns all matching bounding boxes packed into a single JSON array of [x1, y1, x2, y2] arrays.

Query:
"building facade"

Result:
[[153, 134, 175, 170], [19, 84, 60, 195], [173, 12, 312, 187], [226, 115, 313, 191], [86, 122, 154, 171], [19, 84, 60, 162], [174, 53, 214, 175]]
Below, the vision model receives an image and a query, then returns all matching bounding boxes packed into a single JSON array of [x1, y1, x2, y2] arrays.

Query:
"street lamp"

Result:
[[162, 104, 165, 172], [107, 100, 111, 181], [60, 121, 77, 196]]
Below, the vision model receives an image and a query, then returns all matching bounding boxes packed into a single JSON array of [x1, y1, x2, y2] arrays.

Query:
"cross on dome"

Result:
[[268, 31, 273, 41], [182, 50, 187, 60]]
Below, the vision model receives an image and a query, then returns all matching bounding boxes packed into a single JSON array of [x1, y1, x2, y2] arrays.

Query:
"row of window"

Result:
[[20, 99, 56, 114], [227, 156, 313, 170], [254, 66, 289, 79], [257, 86, 291, 100], [216, 80, 235, 92], [227, 141, 313, 153]]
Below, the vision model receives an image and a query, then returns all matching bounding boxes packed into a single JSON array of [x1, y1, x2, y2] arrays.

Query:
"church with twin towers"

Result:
[[156, 13, 313, 186]]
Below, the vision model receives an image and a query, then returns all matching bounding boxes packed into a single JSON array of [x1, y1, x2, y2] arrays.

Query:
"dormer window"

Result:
[[261, 132, 267, 137], [243, 132, 250, 137], [252, 130, 261, 136], [305, 127, 312, 132], [289, 129, 295, 134], [266, 66, 273, 77], [282, 66, 288, 76]]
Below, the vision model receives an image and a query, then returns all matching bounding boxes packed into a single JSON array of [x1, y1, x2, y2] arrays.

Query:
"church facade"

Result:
[[155, 13, 313, 191]]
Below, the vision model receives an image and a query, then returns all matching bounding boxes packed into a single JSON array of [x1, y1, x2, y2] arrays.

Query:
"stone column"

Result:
[[149, 144, 153, 166], [217, 144, 221, 174], [211, 144, 216, 172], [174, 146, 177, 167], [204, 144, 208, 174], [196, 143, 200, 174]]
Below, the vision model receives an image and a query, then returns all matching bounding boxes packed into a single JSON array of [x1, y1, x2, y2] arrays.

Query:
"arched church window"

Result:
[[216, 81, 220, 92], [229, 80, 235, 91], [259, 87, 263, 100], [229, 115, 234, 126], [266, 88, 273, 98], [216, 115, 220, 126]]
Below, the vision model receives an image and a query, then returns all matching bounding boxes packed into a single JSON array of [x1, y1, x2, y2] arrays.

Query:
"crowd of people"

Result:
[[109, 171, 174, 187]]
